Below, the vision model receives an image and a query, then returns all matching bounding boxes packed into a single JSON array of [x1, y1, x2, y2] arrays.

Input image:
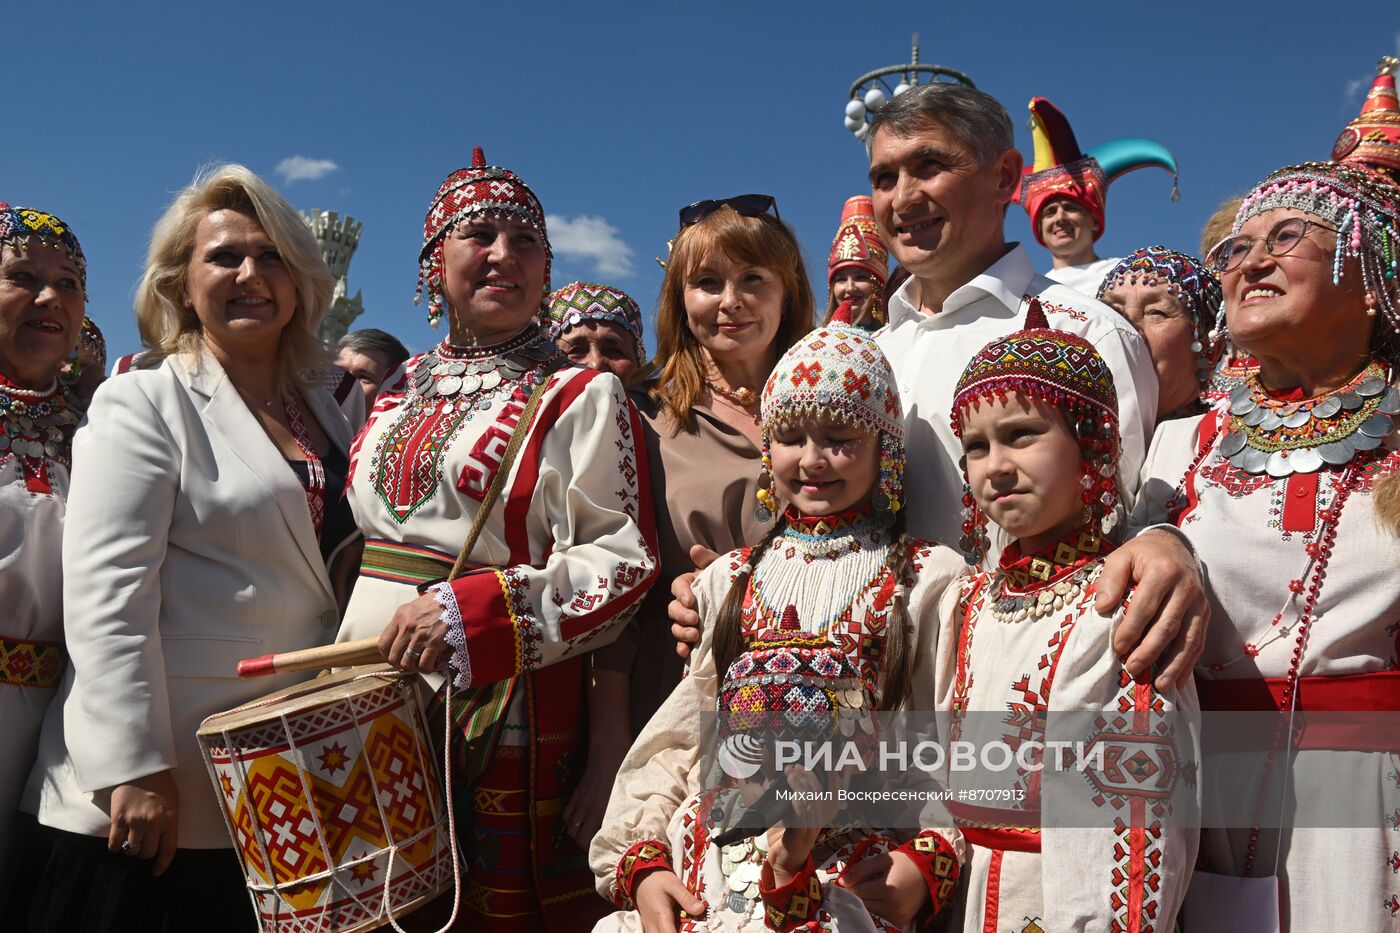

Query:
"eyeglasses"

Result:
[[677, 194, 781, 228], [1206, 217, 1338, 273]]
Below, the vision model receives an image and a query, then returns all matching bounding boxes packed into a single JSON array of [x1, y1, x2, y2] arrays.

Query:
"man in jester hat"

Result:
[[1016, 96, 1179, 297]]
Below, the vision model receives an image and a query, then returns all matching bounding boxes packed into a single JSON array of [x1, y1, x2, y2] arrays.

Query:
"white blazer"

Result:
[[23, 348, 353, 848]]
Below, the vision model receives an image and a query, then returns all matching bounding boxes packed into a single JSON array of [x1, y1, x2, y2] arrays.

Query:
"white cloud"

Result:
[[1346, 77, 1367, 103], [546, 214, 635, 279], [274, 156, 340, 184]]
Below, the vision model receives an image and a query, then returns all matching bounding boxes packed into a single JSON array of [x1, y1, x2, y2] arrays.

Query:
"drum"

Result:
[[199, 665, 454, 933]]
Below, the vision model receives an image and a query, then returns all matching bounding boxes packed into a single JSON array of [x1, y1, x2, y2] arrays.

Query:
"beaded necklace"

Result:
[[1236, 457, 1367, 877], [0, 374, 79, 495], [708, 381, 758, 407], [411, 324, 557, 410], [986, 528, 1110, 624], [284, 396, 326, 538], [747, 505, 892, 636], [1220, 361, 1399, 476]]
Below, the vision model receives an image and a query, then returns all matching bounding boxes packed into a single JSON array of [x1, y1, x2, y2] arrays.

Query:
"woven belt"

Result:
[[0, 635, 66, 688], [359, 538, 483, 586]]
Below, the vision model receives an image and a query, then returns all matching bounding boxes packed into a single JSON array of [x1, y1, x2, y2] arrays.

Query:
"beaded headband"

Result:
[[1232, 160, 1400, 331], [416, 147, 551, 328], [545, 281, 644, 358], [1097, 245, 1223, 342], [756, 301, 905, 521], [0, 203, 87, 293]]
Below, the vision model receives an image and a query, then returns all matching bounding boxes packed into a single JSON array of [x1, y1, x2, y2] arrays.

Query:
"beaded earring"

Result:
[[957, 453, 989, 565], [755, 446, 777, 523], [1074, 415, 1119, 536], [872, 434, 903, 525]]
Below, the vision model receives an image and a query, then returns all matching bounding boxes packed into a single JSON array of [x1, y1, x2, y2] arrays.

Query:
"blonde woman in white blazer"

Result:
[[14, 166, 356, 933]]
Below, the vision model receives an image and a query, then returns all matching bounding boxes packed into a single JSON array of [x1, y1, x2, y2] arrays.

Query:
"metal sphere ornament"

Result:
[[843, 34, 976, 142]]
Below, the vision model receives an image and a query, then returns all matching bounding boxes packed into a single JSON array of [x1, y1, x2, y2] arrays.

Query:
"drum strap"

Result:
[[441, 365, 559, 791]]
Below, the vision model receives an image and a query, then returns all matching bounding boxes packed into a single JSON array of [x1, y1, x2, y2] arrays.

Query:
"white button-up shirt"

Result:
[[876, 244, 1158, 547], [1044, 256, 1122, 298]]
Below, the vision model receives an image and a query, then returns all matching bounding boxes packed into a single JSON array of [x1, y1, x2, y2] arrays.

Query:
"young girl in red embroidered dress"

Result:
[[591, 303, 964, 932], [1134, 159, 1400, 931], [936, 301, 1199, 932]]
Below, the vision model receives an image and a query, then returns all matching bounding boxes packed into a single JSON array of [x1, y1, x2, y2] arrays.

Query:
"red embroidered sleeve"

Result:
[[613, 839, 673, 910], [759, 855, 824, 931], [439, 373, 658, 687], [896, 830, 961, 921]]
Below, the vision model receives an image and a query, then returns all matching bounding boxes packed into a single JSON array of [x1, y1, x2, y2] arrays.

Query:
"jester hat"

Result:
[[546, 281, 645, 359], [827, 195, 889, 287], [416, 147, 551, 328], [1016, 97, 1179, 246], [0, 203, 86, 293], [1333, 57, 1400, 176]]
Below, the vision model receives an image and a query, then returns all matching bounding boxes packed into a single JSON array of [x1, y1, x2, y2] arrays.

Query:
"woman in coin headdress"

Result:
[[1133, 159, 1400, 929], [335, 147, 657, 931], [0, 204, 85, 885]]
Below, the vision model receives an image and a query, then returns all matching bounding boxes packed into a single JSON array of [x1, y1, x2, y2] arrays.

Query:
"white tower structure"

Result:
[[304, 209, 365, 345]]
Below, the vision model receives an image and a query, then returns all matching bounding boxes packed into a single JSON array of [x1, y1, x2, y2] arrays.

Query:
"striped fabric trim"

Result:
[[358, 538, 483, 585], [0, 635, 65, 688]]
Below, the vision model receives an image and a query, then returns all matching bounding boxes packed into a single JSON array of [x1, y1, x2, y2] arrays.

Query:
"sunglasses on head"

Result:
[[677, 194, 781, 228]]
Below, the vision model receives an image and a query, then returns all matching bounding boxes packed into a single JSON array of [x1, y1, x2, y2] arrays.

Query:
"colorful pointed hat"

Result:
[[1334, 57, 1400, 175], [827, 195, 888, 286], [1016, 97, 1179, 246]]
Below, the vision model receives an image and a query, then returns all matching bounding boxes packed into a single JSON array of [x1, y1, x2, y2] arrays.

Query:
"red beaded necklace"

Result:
[[1166, 404, 1375, 876], [1237, 457, 1366, 877]]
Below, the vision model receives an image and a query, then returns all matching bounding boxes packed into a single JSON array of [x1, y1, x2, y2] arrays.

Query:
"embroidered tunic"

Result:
[[934, 533, 1199, 933], [336, 325, 657, 927], [0, 378, 76, 872], [1134, 397, 1400, 931], [591, 516, 967, 930]]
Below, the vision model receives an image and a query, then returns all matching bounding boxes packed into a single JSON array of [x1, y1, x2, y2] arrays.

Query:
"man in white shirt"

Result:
[[1038, 197, 1121, 296], [864, 81, 1202, 682]]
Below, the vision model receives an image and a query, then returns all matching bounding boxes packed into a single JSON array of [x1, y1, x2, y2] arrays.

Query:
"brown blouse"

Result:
[[595, 386, 775, 735]]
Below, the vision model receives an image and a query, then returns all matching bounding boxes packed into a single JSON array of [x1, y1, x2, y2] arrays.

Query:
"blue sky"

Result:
[[5, 1, 1396, 360]]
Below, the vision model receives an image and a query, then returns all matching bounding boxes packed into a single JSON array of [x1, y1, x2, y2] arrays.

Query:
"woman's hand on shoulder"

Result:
[[379, 590, 452, 674], [634, 869, 706, 933], [107, 769, 180, 875]]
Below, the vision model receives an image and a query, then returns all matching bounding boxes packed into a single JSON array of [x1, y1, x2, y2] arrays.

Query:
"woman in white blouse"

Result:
[[15, 165, 356, 932]]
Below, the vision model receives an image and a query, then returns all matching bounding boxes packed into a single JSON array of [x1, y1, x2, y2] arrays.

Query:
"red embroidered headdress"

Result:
[[416, 147, 551, 327]]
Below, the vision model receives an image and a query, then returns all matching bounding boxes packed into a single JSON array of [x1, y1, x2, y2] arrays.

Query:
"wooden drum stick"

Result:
[[237, 638, 383, 678]]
